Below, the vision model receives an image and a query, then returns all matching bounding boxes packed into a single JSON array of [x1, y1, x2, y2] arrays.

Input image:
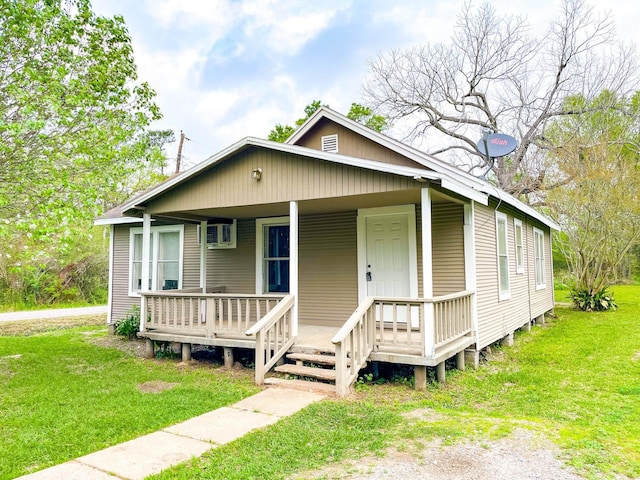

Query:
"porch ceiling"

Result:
[[156, 188, 458, 221]]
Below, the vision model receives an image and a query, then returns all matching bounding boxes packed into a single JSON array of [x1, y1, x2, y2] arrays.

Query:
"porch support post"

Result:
[[199, 220, 208, 293], [414, 366, 427, 391], [421, 188, 435, 358], [140, 213, 152, 332], [436, 361, 446, 383], [181, 343, 192, 362], [290, 201, 299, 337], [463, 202, 478, 336]]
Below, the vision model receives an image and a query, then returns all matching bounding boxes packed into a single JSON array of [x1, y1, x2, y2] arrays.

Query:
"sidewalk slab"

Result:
[[233, 387, 325, 417], [77, 431, 213, 480], [18, 461, 118, 480], [165, 406, 279, 444]]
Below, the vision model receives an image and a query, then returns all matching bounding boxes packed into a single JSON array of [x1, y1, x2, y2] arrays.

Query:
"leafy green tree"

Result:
[[0, 0, 163, 306], [346, 102, 387, 132], [268, 101, 387, 142], [547, 91, 640, 310]]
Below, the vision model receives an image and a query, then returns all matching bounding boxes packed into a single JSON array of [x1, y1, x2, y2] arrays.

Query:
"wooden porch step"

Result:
[[274, 364, 337, 382], [286, 352, 340, 366], [264, 377, 336, 396]]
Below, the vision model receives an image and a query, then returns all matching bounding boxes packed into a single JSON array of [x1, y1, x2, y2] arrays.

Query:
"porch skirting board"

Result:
[[369, 334, 476, 367], [139, 332, 256, 349]]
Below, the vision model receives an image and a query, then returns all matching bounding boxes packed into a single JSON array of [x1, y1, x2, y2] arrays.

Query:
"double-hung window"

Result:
[[129, 225, 184, 295], [533, 227, 546, 289], [514, 219, 524, 274], [256, 217, 290, 293], [496, 212, 510, 300]]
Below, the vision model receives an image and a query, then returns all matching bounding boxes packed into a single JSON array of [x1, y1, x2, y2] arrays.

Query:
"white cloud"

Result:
[[143, 0, 236, 29]]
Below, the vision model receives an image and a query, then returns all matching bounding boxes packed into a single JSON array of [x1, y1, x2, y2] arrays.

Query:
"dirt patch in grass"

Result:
[[294, 429, 584, 480], [137, 380, 178, 394], [90, 334, 147, 358], [0, 315, 105, 336]]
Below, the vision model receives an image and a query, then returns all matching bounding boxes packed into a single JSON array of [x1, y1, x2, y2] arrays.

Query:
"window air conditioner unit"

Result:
[[198, 219, 237, 249]]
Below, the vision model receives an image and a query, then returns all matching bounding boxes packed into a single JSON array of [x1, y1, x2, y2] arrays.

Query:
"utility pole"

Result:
[[175, 130, 188, 174]]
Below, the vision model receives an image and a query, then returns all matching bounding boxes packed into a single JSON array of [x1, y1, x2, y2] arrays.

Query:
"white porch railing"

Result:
[[332, 290, 474, 397], [140, 291, 285, 338], [246, 295, 295, 385]]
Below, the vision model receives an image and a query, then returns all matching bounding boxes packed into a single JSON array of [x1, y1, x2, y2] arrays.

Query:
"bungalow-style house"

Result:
[[96, 107, 558, 396]]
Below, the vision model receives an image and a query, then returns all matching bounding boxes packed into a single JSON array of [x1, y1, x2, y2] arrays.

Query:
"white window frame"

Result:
[[197, 220, 237, 249], [514, 218, 524, 274], [256, 216, 290, 294], [495, 211, 510, 301], [128, 225, 184, 296], [534, 227, 546, 290]]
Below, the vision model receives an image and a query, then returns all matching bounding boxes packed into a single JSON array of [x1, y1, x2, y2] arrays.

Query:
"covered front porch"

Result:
[[139, 287, 475, 396], [130, 165, 482, 395]]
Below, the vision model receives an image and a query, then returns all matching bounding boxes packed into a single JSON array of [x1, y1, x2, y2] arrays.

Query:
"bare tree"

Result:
[[364, 0, 639, 197]]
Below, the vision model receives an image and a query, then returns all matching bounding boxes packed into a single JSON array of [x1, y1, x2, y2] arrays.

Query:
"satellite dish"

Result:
[[476, 133, 518, 158]]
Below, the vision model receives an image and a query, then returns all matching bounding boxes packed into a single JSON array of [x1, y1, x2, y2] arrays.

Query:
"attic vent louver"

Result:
[[321, 134, 338, 153]]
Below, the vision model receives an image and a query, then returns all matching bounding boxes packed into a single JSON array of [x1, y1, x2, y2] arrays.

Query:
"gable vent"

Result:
[[321, 134, 338, 153]]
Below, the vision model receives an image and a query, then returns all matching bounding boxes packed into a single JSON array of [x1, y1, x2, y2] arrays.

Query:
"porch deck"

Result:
[[139, 290, 476, 395]]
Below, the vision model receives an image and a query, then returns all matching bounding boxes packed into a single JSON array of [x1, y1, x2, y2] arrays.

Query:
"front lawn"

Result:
[[0, 317, 259, 479], [152, 285, 640, 480], [2, 286, 639, 479]]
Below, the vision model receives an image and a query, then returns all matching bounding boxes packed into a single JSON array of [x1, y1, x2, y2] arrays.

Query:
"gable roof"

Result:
[[287, 107, 559, 230], [119, 136, 489, 214], [104, 107, 558, 231]]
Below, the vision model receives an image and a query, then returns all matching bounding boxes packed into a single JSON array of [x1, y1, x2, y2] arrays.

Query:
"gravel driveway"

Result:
[[292, 426, 587, 480]]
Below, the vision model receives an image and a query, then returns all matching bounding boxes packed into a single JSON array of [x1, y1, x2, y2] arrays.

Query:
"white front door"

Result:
[[365, 214, 411, 297]]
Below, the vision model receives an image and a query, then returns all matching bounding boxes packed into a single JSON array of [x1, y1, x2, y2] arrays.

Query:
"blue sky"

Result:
[[92, 0, 640, 170]]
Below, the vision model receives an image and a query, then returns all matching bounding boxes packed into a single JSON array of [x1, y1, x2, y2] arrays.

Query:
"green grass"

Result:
[[150, 285, 640, 480], [0, 320, 259, 479], [3, 287, 639, 479]]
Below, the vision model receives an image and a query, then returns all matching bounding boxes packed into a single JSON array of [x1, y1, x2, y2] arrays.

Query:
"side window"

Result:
[[129, 226, 183, 295], [496, 212, 510, 300], [514, 219, 524, 274], [534, 227, 546, 289]]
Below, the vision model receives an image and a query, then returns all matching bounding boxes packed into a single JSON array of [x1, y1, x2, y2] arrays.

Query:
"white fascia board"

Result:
[[94, 216, 148, 226], [482, 186, 561, 231], [441, 178, 488, 205]]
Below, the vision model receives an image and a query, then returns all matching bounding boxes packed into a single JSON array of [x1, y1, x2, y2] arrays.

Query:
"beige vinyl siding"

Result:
[[146, 147, 423, 215], [298, 211, 358, 327], [527, 220, 554, 317], [110, 225, 138, 323], [206, 219, 256, 293], [474, 203, 530, 349], [294, 118, 426, 169], [432, 203, 465, 296], [182, 224, 201, 289]]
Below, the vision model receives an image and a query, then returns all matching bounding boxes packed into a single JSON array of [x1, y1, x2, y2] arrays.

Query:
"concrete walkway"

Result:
[[0, 305, 107, 322], [18, 388, 325, 480]]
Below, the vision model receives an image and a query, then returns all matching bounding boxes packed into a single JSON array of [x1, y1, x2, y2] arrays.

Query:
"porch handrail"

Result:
[[141, 291, 285, 337], [246, 294, 296, 385], [331, 296, 376, 397], [331, 290, 475, 396]]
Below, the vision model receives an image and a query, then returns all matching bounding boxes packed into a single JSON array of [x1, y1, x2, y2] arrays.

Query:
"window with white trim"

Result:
[[514, 218, 524, 274], [534, 227, 546, 289], [496, 212, 510, 300], [129, 225, 184, 294], [256, 217, 290, 293]]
